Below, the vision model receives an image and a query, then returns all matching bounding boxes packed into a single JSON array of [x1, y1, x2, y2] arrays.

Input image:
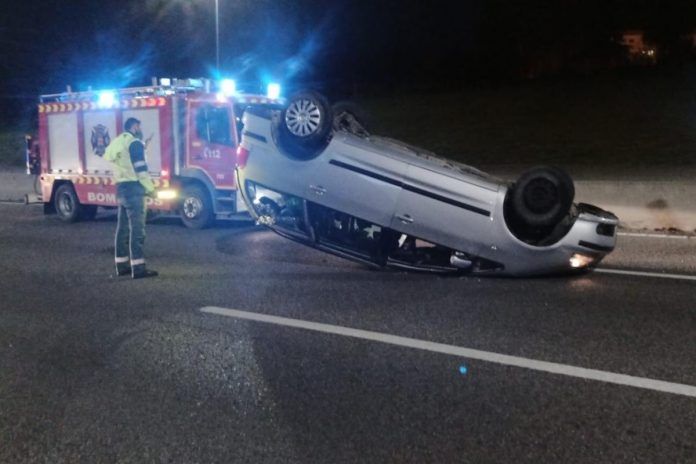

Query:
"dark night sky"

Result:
[[1, 0, 696, 100]]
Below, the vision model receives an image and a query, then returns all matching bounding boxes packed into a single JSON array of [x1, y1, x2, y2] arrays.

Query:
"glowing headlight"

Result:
[[570, 253, 595, 269], [156, 189, 178, 200]]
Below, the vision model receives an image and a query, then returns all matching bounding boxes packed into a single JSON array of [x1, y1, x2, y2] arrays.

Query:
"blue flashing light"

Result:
[[459, 365, 468, 375], [220, 79, 236, 96], [267, 83, 281, 100], [98, 91, 116, 108]]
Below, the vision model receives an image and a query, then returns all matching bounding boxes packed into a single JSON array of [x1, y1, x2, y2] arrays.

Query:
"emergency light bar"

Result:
[[267, 83, 281, 99], [220, 79, 236, 96], [97, 91, 116, 108], [39, 77, 285, 105]]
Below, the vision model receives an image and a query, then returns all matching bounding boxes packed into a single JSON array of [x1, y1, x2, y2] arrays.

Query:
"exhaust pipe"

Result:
[[450, 252, 473, 269]]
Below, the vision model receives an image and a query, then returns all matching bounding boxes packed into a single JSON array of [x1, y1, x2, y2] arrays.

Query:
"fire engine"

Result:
[[26, 78, 284, 228]]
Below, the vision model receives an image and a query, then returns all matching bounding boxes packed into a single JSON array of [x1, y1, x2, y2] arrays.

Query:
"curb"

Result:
[[574, 180, 696, 232], [0, 168, 33, 203]]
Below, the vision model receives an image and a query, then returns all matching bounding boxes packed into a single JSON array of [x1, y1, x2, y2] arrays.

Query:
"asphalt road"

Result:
[[1, 203, 695, 463]]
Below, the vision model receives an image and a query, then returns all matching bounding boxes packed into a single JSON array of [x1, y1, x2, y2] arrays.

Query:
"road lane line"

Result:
[[596, 268, 696, 281], [200, 306, 696, 398], [619, 232, 692, 240]]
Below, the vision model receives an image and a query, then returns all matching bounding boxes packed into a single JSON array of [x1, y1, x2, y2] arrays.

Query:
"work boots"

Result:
[[116, 267, 131, 277], [132, 268, 158, 279]]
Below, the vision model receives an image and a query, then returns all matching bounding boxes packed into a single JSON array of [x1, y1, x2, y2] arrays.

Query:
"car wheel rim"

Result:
[[59, 192, 74, 215], [183, 197, 202, 219], [285, 99, 322, 137]]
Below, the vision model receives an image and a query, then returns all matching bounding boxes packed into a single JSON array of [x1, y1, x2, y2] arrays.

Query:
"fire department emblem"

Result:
[[91, 124, 111, 156]]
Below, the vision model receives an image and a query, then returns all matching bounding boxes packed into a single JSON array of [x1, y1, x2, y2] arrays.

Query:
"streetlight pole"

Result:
[[215, 0, 220, 73]]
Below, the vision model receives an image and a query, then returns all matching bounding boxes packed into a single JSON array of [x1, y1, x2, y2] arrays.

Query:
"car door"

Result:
[[305, 133, 406, 227], [187, 100, 238, 188], [390, 164, 498, 255]]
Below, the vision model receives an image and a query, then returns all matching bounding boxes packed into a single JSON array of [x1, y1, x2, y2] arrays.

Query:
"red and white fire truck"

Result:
[[27, 78, 283, 228]]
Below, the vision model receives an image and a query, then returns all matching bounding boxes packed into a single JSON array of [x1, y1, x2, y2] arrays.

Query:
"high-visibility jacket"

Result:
[[104, 132, 155, 193]]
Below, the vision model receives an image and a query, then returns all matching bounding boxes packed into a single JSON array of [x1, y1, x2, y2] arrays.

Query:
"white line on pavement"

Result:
[[596, 268, 696, 281], [618, 232, 692, 240], [200, 306, 696, 398]]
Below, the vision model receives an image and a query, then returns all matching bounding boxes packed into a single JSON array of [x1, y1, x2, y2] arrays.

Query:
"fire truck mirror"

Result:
[[25, 136, 40, 175]]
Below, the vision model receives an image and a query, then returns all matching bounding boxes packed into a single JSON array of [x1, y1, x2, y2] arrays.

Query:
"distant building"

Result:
[[618, 30, 657, 63], [685, 31, 696, 49]]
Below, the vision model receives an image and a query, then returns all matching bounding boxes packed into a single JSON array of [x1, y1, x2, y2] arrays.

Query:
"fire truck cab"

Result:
[[29, 78, 284, 228]]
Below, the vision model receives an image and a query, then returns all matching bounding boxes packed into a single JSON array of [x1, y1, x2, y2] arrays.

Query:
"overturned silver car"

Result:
[[235, 91, 618, 276]]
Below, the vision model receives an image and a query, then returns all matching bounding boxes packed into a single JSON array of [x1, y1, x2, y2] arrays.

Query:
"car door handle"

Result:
[[309, 185, 327, 196], [396, 214, 414, 224]]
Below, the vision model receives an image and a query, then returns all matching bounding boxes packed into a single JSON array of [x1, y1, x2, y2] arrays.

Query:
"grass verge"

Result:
[[0, 129, 28, 168], [356, 69, 696, 170]]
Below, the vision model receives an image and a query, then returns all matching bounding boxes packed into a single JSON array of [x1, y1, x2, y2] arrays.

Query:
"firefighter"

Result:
[[104, 117, 158, 279]]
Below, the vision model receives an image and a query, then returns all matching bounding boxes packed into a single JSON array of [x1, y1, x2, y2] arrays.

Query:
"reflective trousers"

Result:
[[114, 182, 147, 275]]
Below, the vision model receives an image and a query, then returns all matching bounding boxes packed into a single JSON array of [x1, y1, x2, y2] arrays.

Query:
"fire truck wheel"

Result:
[[54, 183, 84, 223], [180, 184, 214, 229]]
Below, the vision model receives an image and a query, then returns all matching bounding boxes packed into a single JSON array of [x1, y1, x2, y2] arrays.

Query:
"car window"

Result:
[[195, 105, 233, 146], [307, 203, 397, 262]]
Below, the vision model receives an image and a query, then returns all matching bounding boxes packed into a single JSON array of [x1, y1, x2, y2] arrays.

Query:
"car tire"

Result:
[[180, 184, 214, 229], [277, 91, 333, 160], [332, 101, 371, 136], [54, 183, 84, 223], [509, 166, 574, 228]]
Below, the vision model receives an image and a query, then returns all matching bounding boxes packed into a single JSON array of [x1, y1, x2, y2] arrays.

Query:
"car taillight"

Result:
[[236, 145, 250, 168]]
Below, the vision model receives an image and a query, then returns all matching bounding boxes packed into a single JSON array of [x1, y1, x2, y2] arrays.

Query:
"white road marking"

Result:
[[596, 268, 696, 282], [200, 306, 696, 398], [619, 232, 692, 240]]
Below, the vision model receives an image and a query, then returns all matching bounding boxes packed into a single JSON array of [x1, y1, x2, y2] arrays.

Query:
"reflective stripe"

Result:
[[115, 256, 130, 263], [131, 258, 146, 266], [133, 161, 147, 168]]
